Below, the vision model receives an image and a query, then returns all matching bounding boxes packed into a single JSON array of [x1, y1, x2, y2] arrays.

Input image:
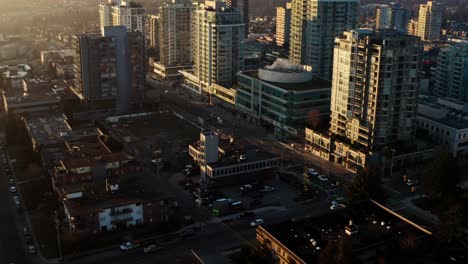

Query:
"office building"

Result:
[[99, 0, 145, 33], [416, 96, 468, 157], [330, 29, 421, 147], [73, 26, 145, 112], [153, 0, 194, 80], [416, 1, 443, 41], [289, 0, 358, 80], [432, 40, 468, 102], [391, 3, 410, 33], [181, 1, 244, 94], [305, 29, 422, 171], [188, 130, 279, 185], [276, 2, 292, 47], [376, 5, 392, 29], [236, 59, 331, 137], [225, 0, 249, 37], [376, 3, 409, 33]]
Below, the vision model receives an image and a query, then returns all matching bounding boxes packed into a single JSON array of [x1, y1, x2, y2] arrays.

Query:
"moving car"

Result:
[[317, 175, 328, 182], [250, 219, 264, 227], [260, 186, 275, 192], [120, 240, 141, 251]]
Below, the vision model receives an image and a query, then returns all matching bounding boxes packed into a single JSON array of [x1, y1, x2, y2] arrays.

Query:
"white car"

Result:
[[308, 168, 319, 176], [28, 245, 36, 254], [250, 219, 264, 227], [13, 196, 21, 207], [10, 186, 16, 193], [330, 201, 346, 210], [406, 179, 417, 187], [318, 175, 328, 182], [120, 241, 137, 251], [260, 186, 275, 192]]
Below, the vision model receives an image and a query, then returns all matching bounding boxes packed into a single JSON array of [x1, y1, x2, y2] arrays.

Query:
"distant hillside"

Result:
[[138, 0, 288, 17]]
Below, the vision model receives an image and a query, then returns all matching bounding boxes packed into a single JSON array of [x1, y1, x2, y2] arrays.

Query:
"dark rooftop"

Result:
[[260, 201, 431, 263], [239, 70, 331, 92]]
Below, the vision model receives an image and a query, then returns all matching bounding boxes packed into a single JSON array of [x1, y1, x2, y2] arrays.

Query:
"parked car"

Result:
[[406, 179, 418, 187], [330, 201, 346, 210], [143, 244, 161, 253], [28, 245, 36, 254], [179, 229, 195, 238], [250, 219, 264, 227], [13, 196, 21, 208], [25, 234, 33, 244], [240, 184, 253, 192], [10, 186, 16, 193], [9, 178, 15, 185], [308, 168, 319, 176]]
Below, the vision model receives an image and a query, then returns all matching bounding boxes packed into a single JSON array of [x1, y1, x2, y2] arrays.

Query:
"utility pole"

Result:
[[54, 211, 64, 264]]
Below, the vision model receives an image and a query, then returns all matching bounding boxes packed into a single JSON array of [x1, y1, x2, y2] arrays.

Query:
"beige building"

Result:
[[99, 0, 145, 33], [275, 2, 292, 47], [306, 29, 422, 171], [289, 0, 358, 80], [416, 1, 443, 41], [153, 0, 194, 80], [149, 15, 159, 49], [181, 0, 244, 94]]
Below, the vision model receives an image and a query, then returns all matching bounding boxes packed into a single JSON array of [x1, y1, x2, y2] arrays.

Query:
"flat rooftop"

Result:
[[25, 115, 72, 147], [261, 201, 430, 263], [418, 113, 468, 130], [240, 70, 331, 91]]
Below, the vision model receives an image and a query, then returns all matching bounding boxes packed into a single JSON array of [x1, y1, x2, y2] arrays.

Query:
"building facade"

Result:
[[376, 3, 409, 33], [376, 5, 392, 29], [305, 29, 422, 172], [181, 0, 244, 93], [153, 0, 194, 80], [416, 1, 443, 41], [330, 29, 421, 149], [99, 0, 145, 33], [289, 0, 358, 80], [73, 27, 145, 112], [225, 0, 249, 37], [416, 96, 468, 157], [276, 2, 292, 47], [158, 0, 193, 66], [236, 64, 331, 137], [432, 40, 468, 102], [149, 15, 159, 50]]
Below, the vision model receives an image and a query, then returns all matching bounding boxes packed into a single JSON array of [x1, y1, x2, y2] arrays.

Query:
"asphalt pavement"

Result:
[[0, 144, 41, 264]]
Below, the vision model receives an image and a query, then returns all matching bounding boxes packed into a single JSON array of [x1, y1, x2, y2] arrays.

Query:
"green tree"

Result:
[[349, 163, 384, 203], [336, 237, 352, 264], [423, 149, 460, 200], [436, 203, 463, 243], [318, 241, 336, 264]]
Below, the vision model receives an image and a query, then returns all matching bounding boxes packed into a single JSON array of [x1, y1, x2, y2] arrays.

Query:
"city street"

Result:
[[0, 139, 41, 264]]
